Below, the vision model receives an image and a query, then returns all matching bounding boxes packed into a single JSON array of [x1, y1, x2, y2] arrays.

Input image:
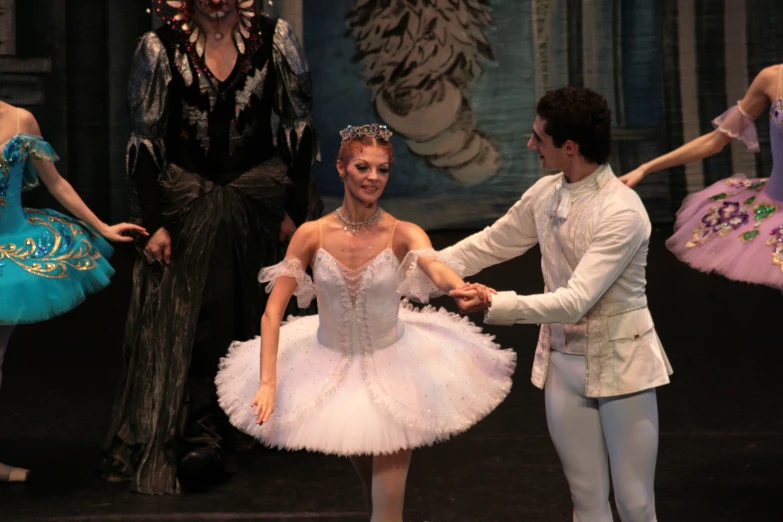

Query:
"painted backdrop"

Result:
[[4, 0, 783, 228], [303, 0, 783, 227]]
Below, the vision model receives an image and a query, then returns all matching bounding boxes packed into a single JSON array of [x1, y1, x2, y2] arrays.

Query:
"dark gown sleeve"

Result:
[[126, 31, 172, 235], [272, 18, 322, 225]]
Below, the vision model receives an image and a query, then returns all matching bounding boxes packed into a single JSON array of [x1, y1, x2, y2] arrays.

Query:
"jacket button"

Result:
[[634, 333, 640, 339]]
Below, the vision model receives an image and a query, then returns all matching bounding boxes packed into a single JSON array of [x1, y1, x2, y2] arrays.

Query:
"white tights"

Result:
[[350, 450, 412, 522], [545, 350, 659, 522]]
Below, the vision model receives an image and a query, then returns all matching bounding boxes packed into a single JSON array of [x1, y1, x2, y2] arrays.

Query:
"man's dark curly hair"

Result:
[[536, 87, 611, 165]]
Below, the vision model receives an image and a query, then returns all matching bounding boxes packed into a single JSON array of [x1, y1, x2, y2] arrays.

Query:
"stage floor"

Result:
[[1, 226, 781, 521]]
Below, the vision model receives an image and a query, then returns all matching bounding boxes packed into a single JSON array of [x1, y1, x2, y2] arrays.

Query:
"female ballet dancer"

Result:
[[621, 64, 783, 290], [216, 124, 516, 521], [0, 101, 146, 481]]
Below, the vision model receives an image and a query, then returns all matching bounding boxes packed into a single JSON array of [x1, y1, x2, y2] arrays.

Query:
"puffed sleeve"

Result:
[[272, 18, 321, 225], [126, 31, 172, 234]]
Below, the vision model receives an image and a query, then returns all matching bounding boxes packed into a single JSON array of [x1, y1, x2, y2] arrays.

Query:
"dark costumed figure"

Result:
[[102, 0, 320, 494]]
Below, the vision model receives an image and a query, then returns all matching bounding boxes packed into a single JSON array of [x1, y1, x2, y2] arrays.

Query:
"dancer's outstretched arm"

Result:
[[19, 109, 147, 242], [620, 64, 779, 187], [395, 221, 494, 309]]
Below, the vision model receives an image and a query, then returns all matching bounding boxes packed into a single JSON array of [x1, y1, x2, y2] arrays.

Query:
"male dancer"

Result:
[[449, 87, 672, 522]]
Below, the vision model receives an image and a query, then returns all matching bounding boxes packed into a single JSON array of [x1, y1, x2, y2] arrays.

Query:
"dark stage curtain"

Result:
[[15, 0, 152, 223]]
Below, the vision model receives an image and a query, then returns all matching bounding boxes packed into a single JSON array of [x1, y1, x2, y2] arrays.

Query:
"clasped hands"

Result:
[[449, 282, 497, 314]]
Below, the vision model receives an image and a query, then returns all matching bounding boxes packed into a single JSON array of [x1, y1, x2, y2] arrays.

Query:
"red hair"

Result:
[[337, 136, 394, 165]]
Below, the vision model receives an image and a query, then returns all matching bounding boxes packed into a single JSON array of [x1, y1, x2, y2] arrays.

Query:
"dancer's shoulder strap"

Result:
[[387, 220, 400, 249]]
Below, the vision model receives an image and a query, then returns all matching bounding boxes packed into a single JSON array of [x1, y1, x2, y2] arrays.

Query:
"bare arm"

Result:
[[259, 278, 296, 387], [22, 111, 146, 242], [253, 221, 318, 423], [638, 132, 732, 176], [621, 65, 778, 186], [395, 222, 466, 291], [394, 221, 494, 308]]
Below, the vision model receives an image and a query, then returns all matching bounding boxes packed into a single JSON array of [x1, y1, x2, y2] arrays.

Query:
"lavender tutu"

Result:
[[666, 99, 783, 289]]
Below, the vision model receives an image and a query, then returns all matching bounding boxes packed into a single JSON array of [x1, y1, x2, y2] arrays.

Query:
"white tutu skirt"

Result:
[[216, 303, 517, 456]]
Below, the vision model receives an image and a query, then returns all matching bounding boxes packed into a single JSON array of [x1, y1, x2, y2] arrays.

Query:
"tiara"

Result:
[[339, 124, 393, 141]]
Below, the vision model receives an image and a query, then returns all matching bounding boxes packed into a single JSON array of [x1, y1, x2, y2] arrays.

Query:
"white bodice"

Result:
[[259, 247, 463, 354], [313, 248, 405, 353]]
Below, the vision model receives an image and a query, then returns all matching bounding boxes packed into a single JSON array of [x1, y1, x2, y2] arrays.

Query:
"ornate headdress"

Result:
[[339, 124, 393, 141], [152, 0, 260, 58]]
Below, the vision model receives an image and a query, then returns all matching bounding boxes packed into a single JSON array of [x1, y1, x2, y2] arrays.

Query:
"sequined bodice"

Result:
[[767, 100, 783, 200], [0, 135, 27, 234], [312, 248, 404, 353]]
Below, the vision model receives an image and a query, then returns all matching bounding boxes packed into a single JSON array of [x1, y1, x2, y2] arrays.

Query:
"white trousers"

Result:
[[545, 350, 659, 522]]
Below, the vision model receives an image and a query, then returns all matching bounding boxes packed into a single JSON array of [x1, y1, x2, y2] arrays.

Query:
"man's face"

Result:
[[527, 115, 572, 172], [194, 0, 236, 20]]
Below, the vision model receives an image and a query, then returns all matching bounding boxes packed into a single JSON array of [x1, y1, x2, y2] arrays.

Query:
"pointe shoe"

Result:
[[7, 467, 30, 482], [104, 473, 127, 483]]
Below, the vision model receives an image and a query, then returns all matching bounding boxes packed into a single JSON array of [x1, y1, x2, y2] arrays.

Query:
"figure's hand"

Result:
[[101, 222, 148, 243], [279, 212, 297, 243], [449, 282, 496, 314], [143, 227, 172, 265], [468, 282, 496, 305], [251, 382, 276, 424], [618, 167, 646, 188], [453, 291, 489, 314]]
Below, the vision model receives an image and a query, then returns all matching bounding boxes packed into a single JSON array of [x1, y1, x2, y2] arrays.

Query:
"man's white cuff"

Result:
[[484, 291, 518, 326]]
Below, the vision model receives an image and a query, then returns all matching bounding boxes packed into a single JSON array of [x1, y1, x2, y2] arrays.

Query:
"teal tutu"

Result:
[[0, 133, 114, 325], [0, 208, 114, 325]]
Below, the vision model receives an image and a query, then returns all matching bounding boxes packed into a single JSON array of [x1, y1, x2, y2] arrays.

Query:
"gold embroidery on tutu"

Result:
[[686, 193, 778, 248], [687, 203, 745, 247], [768, 225, 783, 272], [0, 211, 102, 279]]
